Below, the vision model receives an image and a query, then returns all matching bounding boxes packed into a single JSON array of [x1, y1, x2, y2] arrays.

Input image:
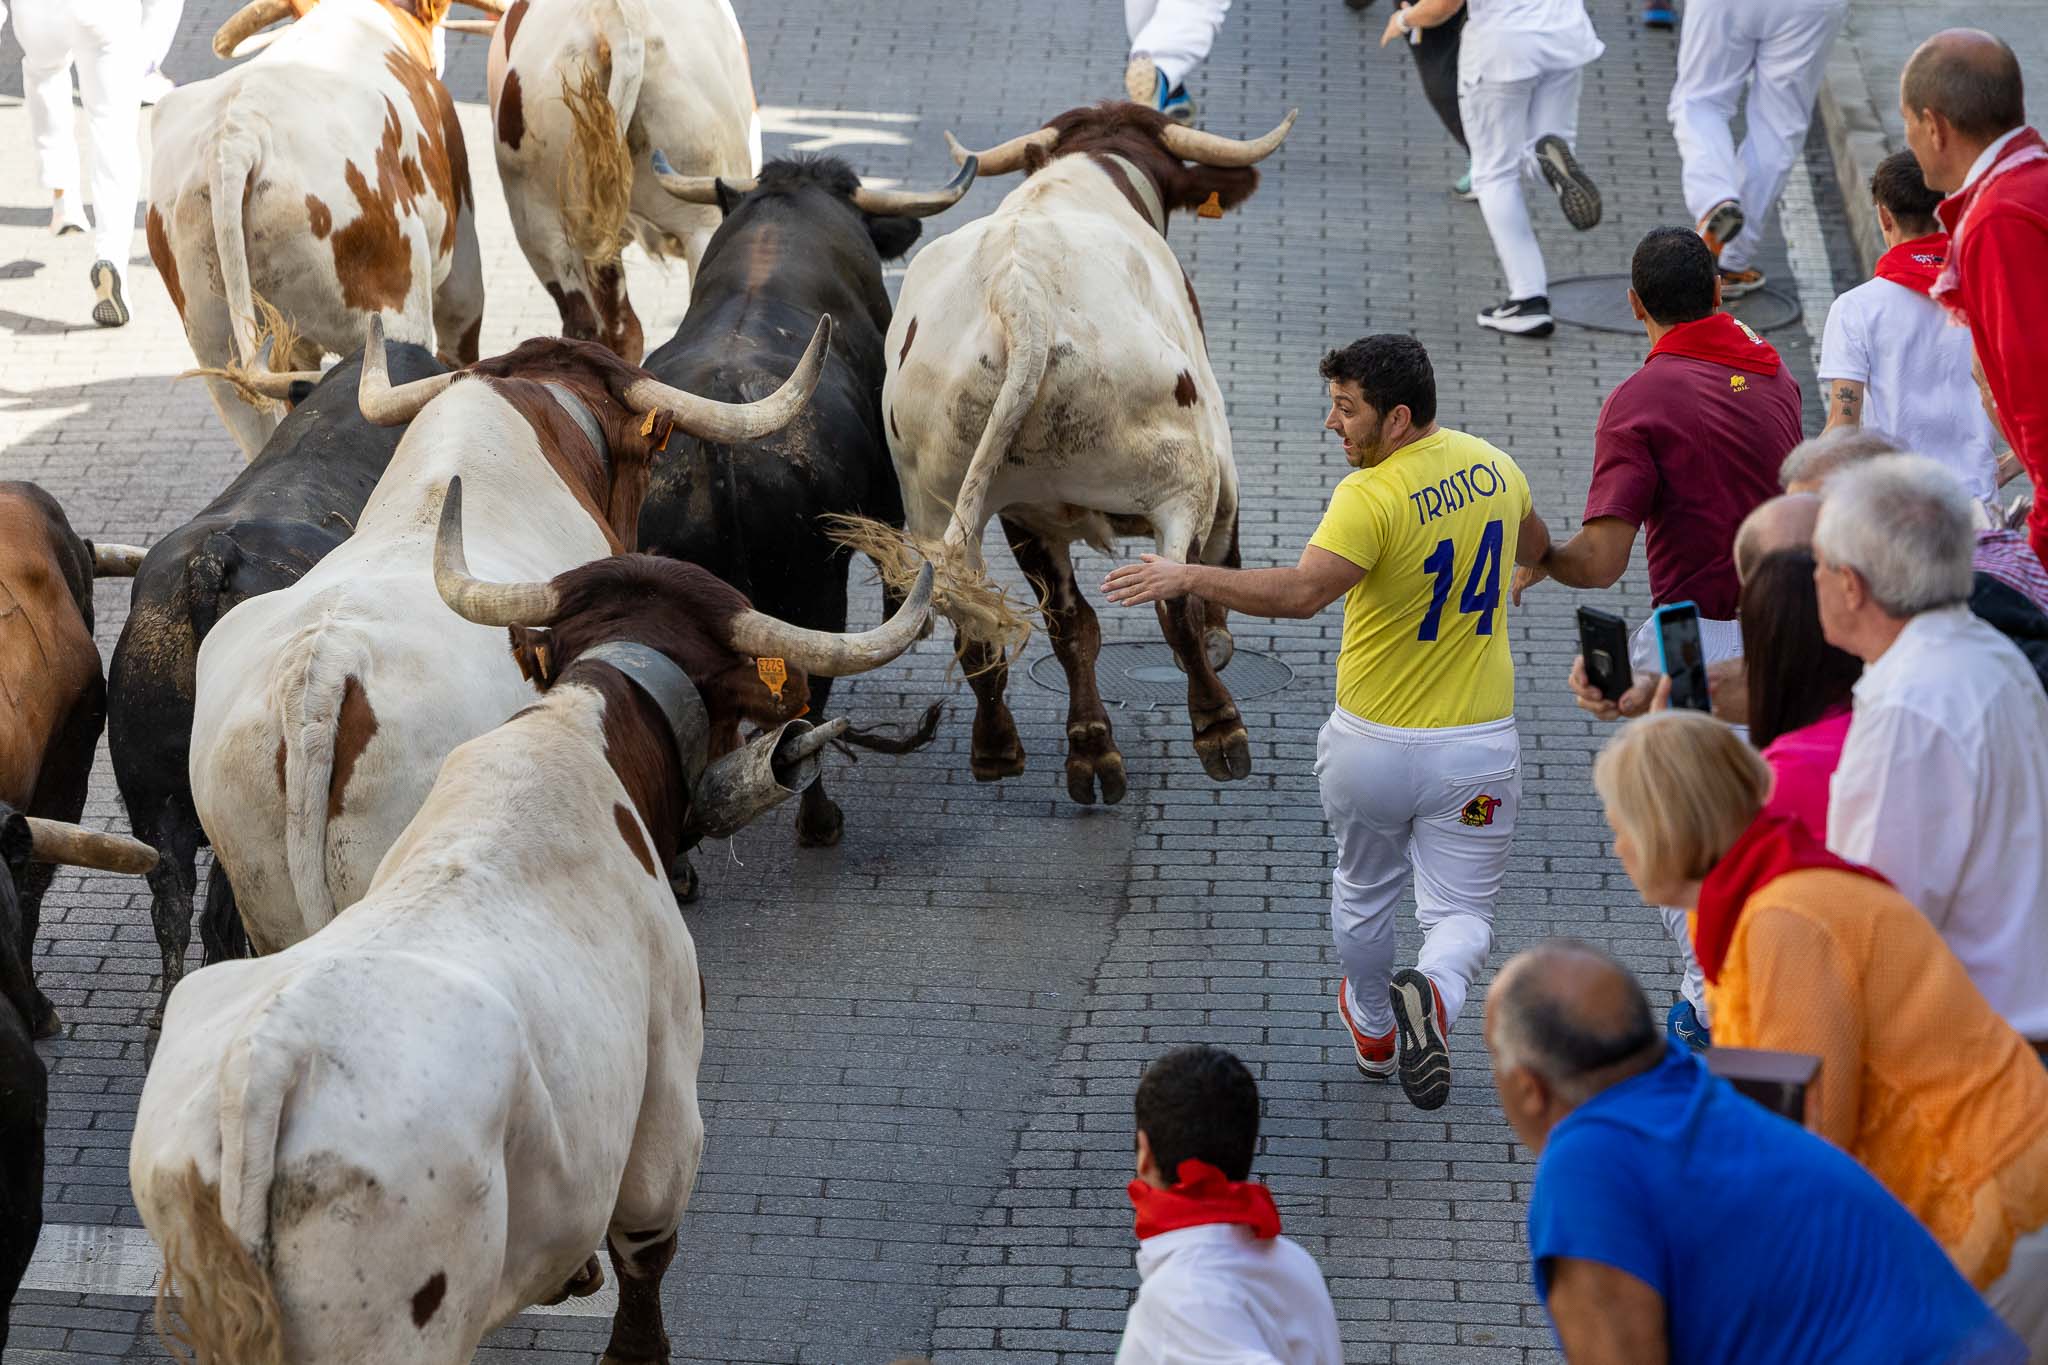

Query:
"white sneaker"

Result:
[[140, 68, 176, 105], [91, 260, 130, 328], [50, 199, 87, 237]]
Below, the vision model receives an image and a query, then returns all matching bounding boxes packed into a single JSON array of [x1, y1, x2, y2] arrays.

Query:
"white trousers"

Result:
[[1317, 710, 1520, 1038], [1667, 0, 1848, 271], [1125, 0, 1230, 91], [141, 0, 184, 69], [15, 0, 143, 270], [1631, 613, 1745, 1020], [1461, 66, 1584, 301], [1987, 1219, 2048, 1357]]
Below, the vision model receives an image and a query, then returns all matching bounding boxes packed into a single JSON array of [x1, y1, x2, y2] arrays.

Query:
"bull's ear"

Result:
[[508, 625, 558, 686], [0, 808, 28, 871], [713, 179, 744, 217], [866, 216, 923, 262]]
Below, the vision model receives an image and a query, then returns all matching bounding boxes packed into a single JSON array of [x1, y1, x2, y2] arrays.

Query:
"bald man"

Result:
[[1903, 30, 2048, 568], [1488, 940, 2027, 1365]]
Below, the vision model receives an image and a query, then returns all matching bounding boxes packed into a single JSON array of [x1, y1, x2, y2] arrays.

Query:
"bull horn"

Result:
[[212, 0, 294, 58], [91, 542, 149, 576], [358, 314, 459, 426], [443, 17, 499, 33], [944, 127, 1057, 177], [1157, 108, 1299, 168], [26, 819, 158, 876], [620, 314, 831, 443], [728, 561, 932, 678], [649, 149, 751, 204], [232, 367, 324, 399], [849, 157, 978, 218], [432, 476, 562, 627]]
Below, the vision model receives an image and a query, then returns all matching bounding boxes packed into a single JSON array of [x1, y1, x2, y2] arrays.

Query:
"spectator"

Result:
[[1738, 546, 1860, 838], [1818, 151, 2000, 504], [1115, 1045, 1343, 1365], [1487, 938, 2028, 1365], [1517, 227, 1799, 680], [1814, 455, 2048, 1046], [1591, 714, 2048, 1350], [1902, 29, 2048, 566]]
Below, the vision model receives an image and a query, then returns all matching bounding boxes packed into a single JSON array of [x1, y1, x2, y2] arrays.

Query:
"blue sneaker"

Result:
[[1668, 998, 1711, 1053], [1453, 165, 1476, 201], [1124, 54, 1197, 125], [1161, 84, 1195, 124], [1642, 3, 1676, 29]]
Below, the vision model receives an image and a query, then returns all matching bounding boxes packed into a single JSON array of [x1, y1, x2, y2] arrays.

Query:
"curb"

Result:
[[1816, 24, 1894, 275]]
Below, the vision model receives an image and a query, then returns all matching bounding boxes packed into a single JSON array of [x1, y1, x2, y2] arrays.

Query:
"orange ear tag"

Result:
[[756, 656, 788, 701], [639, 409, 673, 451], [1196, 191, 1223, 219]]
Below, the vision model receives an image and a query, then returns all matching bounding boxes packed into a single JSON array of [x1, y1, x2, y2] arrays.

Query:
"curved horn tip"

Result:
[[944, 131, 972, 166]]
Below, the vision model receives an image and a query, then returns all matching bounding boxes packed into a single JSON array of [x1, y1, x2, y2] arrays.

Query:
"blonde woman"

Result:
[[1592, 710, 2048, 1352]]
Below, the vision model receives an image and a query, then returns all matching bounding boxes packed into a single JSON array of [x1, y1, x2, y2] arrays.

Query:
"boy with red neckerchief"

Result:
[[1115, 1046, 1342, 1365]]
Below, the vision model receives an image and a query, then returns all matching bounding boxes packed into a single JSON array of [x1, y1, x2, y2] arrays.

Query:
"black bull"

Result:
[[0, 806, 47, 1356], [108, 344, 446, 1024], [639, 158, 939, 881]]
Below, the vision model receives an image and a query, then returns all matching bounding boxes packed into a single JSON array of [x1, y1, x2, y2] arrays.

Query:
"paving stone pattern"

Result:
[[0, 0, 1852, 1359]]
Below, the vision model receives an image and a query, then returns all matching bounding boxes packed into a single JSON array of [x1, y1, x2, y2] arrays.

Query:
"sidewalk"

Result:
[[1818, 0, 2041, 271]]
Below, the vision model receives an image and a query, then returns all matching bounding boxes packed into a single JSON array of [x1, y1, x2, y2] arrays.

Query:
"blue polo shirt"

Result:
[[1528, 1043, 2023, 1365]]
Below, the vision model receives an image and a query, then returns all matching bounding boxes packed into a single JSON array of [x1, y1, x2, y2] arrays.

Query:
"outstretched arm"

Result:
[[1513, 516, 1637, 603], [1102, 544, 1363, 619]]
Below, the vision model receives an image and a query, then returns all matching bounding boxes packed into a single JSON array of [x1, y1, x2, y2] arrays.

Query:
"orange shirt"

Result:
[[1706, 867, 2048, 1288]]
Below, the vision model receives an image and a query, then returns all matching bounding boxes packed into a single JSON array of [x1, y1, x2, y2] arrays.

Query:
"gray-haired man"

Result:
[[1815, 454, 2048, 1049]]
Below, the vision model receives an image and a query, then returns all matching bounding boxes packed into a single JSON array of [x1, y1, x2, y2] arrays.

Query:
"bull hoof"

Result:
[[796, 798, 845, 848], [668, 857, 700, 904], [970, 745, 1026, 782], [1204, 626, 1235, 671], [1065, 752, 1128, 806], [30, 997, 61, 1040], [1194, 724, 1253, 782], [541, 1255, 605, 1305]]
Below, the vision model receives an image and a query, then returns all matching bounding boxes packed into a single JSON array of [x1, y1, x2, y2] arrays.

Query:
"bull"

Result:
[[486, 0, 761, 361], [108, 344, 447, 1027], [879, 102, 1293, 805], [132, 481, 931, 1365], [187, 317, 827, 957], [148, 0, 495, 457], [0, 482, 150, 1034], [633, 152, 975, 855]]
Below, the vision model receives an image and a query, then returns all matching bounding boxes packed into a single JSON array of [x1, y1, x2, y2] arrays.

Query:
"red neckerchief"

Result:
[[1872, 232, 1949, 296], [1693, 814, 1889, 984], [1646, 312, 1782, 377], [1128, 1159, 1281, 1242], [1933, 127, 2048, 322]]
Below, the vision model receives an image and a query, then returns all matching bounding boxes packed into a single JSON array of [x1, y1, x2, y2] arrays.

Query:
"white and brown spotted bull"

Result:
[[148, 0, 496, 457], [186, 315, 828, 959], [485, 0, 761, 361], [134, 481, 932, 1365], [879, 102, 1294, 805]]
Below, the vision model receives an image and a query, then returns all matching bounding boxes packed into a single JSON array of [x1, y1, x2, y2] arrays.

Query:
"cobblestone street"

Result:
[[0, 0, 1859, 1360]]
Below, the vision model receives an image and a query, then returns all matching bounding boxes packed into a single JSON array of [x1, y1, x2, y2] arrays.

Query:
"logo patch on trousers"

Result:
[[1460, 794, 1503, 827]]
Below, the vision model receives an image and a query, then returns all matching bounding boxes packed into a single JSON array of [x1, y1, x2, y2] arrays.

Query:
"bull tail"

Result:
[[186, 531, 242, 645], [949, 269, 1049, 563], [208, 121, 264, 379], [559, 0, 644, 267], [275, 619, 367, 939]]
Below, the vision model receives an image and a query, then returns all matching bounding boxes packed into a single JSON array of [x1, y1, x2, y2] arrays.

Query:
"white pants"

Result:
[[1317, 710, 1520, 1038], [1987, 1219, 2048, 1357], [1461, 66, 1584, 301], [1667, 0, 1848, 271], [142, 0, 184, 69], [1632, 613, 1745, 1020], [15, 0, 143, 271], [1125, 0, 1230, 91]]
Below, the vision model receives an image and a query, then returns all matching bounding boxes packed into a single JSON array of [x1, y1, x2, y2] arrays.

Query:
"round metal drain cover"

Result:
[[1028, 640, 1296, 708], [1548, 273, 1802, 335]]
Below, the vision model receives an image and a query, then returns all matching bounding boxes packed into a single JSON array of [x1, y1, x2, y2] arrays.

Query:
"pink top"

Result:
[[1760, 708, 1854, 839]]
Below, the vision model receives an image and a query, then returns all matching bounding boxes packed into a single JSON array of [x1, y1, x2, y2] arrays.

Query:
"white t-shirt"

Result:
[[1114, 1224, 1344, 1365], [1460, 0, 1604, 86], [1817, 276, 2000, 503]]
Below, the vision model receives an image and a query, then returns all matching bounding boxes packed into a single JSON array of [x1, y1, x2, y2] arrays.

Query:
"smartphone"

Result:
[[1576, 606, 1633, 702], [1654, 601, 1712, 712]]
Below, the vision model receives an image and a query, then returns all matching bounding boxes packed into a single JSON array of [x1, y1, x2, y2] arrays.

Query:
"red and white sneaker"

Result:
[[1390, 968, 1452, 1110], [1697, 198, 1745, 259], [1337, 979, 1396, 1080]]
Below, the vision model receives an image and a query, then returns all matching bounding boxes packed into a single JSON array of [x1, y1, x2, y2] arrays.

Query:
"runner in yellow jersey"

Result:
[[1104, 335, 1554, 1110]]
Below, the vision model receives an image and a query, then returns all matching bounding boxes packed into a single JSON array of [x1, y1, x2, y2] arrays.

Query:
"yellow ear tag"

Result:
[[638, 409, 672, 451], [1197, 191, 1223, 219], [756, 656, 787, 700]]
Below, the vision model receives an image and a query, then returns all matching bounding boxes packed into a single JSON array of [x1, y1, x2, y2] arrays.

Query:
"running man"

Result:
[[1104, 335, 1553, 1110]]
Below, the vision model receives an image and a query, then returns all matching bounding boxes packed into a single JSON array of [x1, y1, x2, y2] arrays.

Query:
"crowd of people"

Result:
[[1101, 17, 2047, 1365]]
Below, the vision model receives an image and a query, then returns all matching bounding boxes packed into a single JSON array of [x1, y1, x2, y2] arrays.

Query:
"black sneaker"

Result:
[[1477, 296, 1555, 337], [1534, 134, 1601, 230], [90, 260, 129, 328], [1390, 968, 1452, 1110], [1698, 199, 1745, 259]]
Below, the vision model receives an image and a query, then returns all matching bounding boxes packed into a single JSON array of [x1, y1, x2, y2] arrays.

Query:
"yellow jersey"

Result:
[[1307, 428, 1531, 729]]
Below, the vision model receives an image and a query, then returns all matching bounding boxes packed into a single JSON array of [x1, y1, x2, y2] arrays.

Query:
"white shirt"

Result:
[[1828, 605, 2048, 1039], [1460, 0, 1603, 86], [1817, 276, 2000, 503], [1115, 1224, 1344, 1365], [1961, 126, 2028, 192]]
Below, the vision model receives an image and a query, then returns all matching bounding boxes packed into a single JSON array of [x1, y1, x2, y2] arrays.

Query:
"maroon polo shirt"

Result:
[[1585, 353, 1803, 619]]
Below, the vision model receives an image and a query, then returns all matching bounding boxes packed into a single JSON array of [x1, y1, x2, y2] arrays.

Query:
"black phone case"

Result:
[[1577, 608, 1633, 701]]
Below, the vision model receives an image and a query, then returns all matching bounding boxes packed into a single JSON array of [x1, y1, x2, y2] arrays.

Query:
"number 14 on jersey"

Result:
[[1417, 519, 1504, 642]]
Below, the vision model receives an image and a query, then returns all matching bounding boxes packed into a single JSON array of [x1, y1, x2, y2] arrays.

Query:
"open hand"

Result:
[[1568, 654, 1660, 722], [1102, 554, 1189, 607], [1379, 3, 1414, 46]]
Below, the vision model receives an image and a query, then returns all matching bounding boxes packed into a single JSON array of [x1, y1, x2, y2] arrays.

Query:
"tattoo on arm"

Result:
[[1827, 381, 1864, 428]]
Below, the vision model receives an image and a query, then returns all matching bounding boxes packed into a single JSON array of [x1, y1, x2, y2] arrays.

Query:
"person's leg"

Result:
[[1666, 0, 1756, 223], [1317, 715, 1417, 1040], [1721, 0, 1848, 272], [1406, 723, 1520, 1032], [15, 0, 84, 212], [1411, 6, 1468, 151], [1984, 1219, 2048, 1355], [1464, 75, 1548, 301], [1526, 64, 1600, 229], [1128, 0, 1231, 91], [72, 3, 144, 275], [140, 0, 184, 69]]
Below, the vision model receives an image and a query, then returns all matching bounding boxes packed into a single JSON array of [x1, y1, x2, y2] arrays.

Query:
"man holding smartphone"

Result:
[[1104, 335, 1553, 1111]]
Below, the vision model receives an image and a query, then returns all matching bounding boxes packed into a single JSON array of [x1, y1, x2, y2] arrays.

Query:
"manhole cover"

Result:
[[1028, 640, 1296, 708], [1549, 273, 1802, 335]]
